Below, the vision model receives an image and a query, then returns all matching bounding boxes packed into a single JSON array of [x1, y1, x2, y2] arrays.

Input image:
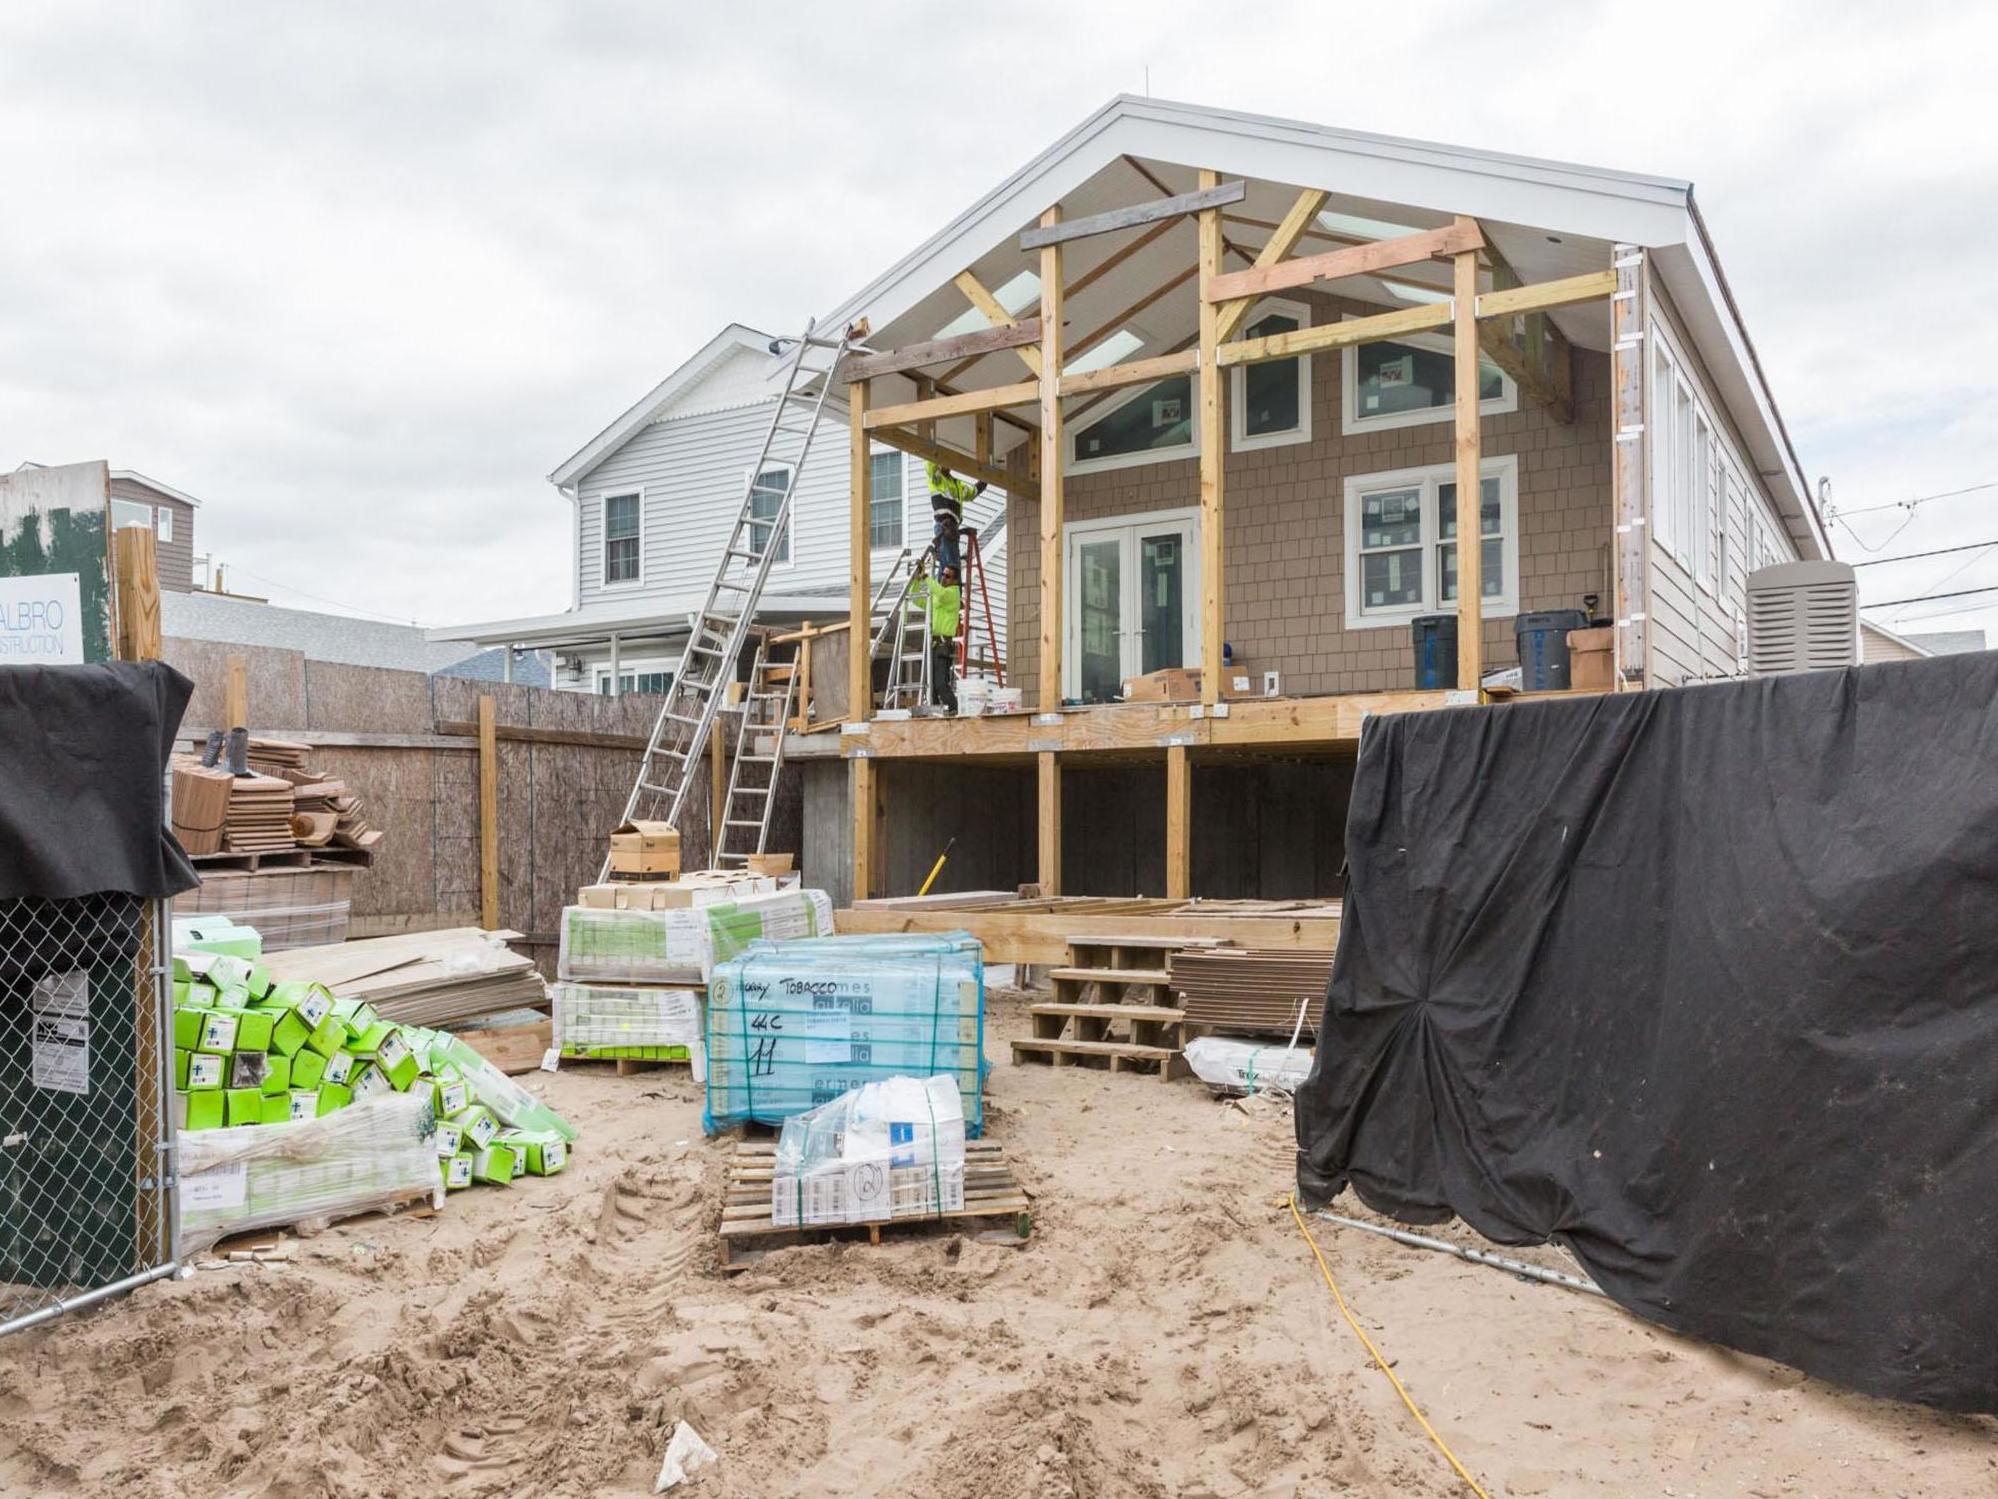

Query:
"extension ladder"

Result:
[[602, 318, 862, 878], [713, 635, 799, 866]]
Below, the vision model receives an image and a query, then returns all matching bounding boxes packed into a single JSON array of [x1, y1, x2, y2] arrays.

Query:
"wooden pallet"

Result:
[[1012, 936, 1204, 1081], [308, 845, 378, 869], [718, 1138, 1031, 1271], [556, 1051, 693, 1077], [190, 847, 313, 873]]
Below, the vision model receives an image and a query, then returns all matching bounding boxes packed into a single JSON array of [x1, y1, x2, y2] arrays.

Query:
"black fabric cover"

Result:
[[1295, 652, 1998, 1413], [0, 661, 199, 900]]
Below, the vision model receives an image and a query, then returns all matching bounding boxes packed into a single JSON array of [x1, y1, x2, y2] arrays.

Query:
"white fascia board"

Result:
[[429, 592, 854, 648], [110, 469, 204, 508]]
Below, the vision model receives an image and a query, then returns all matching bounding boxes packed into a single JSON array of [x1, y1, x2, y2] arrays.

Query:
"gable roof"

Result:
[[550, 323, 777, 489], [818, 94, 1823, 559]]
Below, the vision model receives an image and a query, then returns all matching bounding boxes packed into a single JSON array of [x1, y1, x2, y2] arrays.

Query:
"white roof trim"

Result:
[[549, 323, 776, 488], [109, 469, 204, 509], [429, 590, 855, 649]]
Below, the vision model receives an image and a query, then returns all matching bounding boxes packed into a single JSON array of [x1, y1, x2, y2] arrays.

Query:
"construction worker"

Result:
[[913, 562, 962, 713], [926, 461, 987, 577]]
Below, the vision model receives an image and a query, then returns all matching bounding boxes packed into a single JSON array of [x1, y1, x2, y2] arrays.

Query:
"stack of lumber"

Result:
[[1169, 947, 1336, 1039], [218, 773, 298, 853], [177, 734, 388, 861], [260, 926, 545, 1027]]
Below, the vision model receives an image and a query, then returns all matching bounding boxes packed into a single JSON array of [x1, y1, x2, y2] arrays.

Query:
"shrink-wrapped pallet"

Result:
[[1182, 1036, 1313, 1095], [550, 982, 702, 1064], [770, 1073, 967, 1227], [557, 888, 834, 985]]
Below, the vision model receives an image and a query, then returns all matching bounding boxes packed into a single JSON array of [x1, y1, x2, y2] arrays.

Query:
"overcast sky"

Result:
[[3, 1, 1994, 644]]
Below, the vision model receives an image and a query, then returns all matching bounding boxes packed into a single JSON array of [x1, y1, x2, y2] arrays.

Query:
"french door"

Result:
[[1064, 509, 1201, 704]]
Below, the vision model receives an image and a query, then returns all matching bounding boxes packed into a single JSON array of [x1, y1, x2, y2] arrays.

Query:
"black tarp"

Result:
[[0, 661, 199, 901], [1295, 652, 1998, 1413]]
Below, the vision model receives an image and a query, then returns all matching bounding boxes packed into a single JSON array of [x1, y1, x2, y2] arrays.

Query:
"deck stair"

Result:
[[1011, 936, 1228, 1081]]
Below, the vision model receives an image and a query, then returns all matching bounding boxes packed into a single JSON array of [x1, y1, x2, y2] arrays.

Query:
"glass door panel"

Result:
[[1138, 531, 1186, 675], [1077, 536, 1123, 704]]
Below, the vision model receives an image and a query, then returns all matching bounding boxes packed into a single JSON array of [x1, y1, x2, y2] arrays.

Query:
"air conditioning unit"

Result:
[[1746, 560, 1858, 676]]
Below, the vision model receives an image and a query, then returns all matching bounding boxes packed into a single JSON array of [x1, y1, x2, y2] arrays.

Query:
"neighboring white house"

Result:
[[434, 323, 1008, 695]]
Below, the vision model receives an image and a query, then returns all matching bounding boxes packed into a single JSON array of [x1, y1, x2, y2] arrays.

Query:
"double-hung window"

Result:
[[601, 492, 641, 585], [749, 467, 792, 564], [868, 449, 904, 550], [1230, 299, 1311, 450], [1342, 326, 1515, 434], [1343, 456, 1519, 629]]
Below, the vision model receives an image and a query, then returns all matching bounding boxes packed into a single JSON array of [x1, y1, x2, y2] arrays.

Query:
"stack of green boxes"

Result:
[[172, 950, 577, 1205]]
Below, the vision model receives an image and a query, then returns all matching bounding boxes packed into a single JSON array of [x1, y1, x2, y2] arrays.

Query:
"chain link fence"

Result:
[[1, 892, 178, 1335]]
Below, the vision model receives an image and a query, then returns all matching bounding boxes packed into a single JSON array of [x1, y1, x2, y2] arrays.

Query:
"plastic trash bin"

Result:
[[1514, 609, 1590, 691], [1411, 614, 1458, 689]]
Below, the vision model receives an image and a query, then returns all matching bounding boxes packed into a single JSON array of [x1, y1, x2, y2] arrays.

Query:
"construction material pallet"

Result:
[[556, 1051, 694, 1077], [189, 847, 314, 872], [718, 1138, 1031, 1271], [306, 845, 378, 869], [1012, 935, 1211, 1081]]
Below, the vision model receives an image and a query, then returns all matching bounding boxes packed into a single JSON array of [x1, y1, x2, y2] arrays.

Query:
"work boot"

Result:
[[226, 727, 251, 777], [199, 729, 224, 767]]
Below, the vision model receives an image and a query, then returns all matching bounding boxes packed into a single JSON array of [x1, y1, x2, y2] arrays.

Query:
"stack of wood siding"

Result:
[[260, 927, 544, 1027], [177, 735, 387, 860], [218, 773, 299, 853], [1170, 948, 1336, 1039]]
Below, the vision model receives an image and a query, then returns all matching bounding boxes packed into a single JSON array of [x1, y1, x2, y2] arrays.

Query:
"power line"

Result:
[[1869, 583, 1998, 610], [1852, 538, 1998, 567], [219, 565, 430, 628], [1830, 478, 1998, 520]]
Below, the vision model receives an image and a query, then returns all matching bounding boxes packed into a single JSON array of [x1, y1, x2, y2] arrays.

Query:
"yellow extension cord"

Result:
[[1287, 1194, 1494, 1499]]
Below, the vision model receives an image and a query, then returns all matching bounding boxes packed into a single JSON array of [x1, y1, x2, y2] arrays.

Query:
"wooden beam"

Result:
[[1476, 269, 1617, 319], [112, 525, 161, 662], [952, 271, 1041, 377], [1037, 750, 1061, 896], [851, 754, 876, 901], [848, 378, 872, 722], [224, 654, 248, 730], [869, 426, 1013, 492], [1610, 245, 1649, 688], [1197, 169, 1225, 708], [1037, 205, 1065, 714], [1453, 223, 1484, 694], [1058, 349, 1198, 399], [1217, 301, 1454, 369], [1065, 262, 1198, 366], [1165, 743, 1191, 901], [1476, 227, 1575, 424], [1213, 188, 1328, 345], [477, 694, 500, 930], [863, 379, 1039, 431], [709, 686, 728, 857], [842, 317, 1042, 384], [1066, 214, 1182, 299], [1019, 180, 1246, 250], [1207, 220, 1482, 305]]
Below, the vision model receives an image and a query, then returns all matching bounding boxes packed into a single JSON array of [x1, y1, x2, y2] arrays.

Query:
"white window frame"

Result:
[[867, 445, 907, 554], [1342, 455, 1521, 631], [1230, 297, 1312, 453], [155, 508, 174, 544], [747, 463, 794, 568], [1062, 506, 1202, 701], [1066, 374, 1200, 476], [1693, 410, 1717, 593], [1340, 323, 1517, 435], [598, 489, 644, 589], [110, 498, 154, 532], [591, 658, 674, 696]]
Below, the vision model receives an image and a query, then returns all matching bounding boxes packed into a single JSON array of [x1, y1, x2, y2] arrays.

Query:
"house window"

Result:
[[1231, 299, 1311, 451], [1069, 374, 1197, 475], [602, 492, 641, 585], [1341, 328, 1514, 434], [156, 508, 174, 544], [869, 450, 904, 550], [111, 498, 154, 531], [1342, 456, 1520, 630], [749, 467, 792, 564], [1694, 413, 1718, 592], [595, 665, 672, 696]]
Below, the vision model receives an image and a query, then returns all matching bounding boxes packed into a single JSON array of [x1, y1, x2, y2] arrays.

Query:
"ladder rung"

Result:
[[724, 819, 763, 829], [731, 785, 770, 799]]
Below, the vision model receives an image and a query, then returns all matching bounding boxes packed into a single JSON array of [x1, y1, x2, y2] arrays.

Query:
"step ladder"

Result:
[[714, 635, 799, 866], [878, 526, 1006, 713], [602, 318, 863, 878]]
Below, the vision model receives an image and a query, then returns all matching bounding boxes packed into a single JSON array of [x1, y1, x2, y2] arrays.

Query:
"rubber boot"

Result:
[[226, 727, 251, 777], [199, 730, 224, 768]]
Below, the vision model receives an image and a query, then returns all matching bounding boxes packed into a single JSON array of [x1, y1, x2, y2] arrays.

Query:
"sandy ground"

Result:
[[2, 987, 1994, 1498]]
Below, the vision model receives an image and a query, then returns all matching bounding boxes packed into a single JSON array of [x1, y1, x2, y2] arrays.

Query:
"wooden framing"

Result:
[[224, 654, 248, 730], [1196, 169, 1226, 706], [842, 317, 1042, 384], [1206, 219, 1482, 306], [477, 694, 500, 930], [863, 379, 1038, 431], [851, 754, 877, 901], [1037, 750, 1061, 895], [1611, 245, 1649, 686], [1213, 188, 1327, 344], [847, 377, 872, 729], [1037, 205, 1065, 715], [1058, 349, 1198, 398], [1477, 228, 1575, 425], [1453, 219, 1484, 691], [952, 271, 1042, 376], [112, 526, 162, 662], [1477, 269, 1617, 318], [838, 897, 1341, 966], [1165, 743, 1191, 900], [1218, 301, 1454, 367], [868, 426, 1012, 492], [1018, 180, 1245, 249]]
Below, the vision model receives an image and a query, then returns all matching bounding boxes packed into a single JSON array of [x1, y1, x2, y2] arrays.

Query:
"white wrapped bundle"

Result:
[[558, 888, 834, 985], [551, 983, 701, 1058], [1182, 1036, 1313, 1095], [771, 1074, 967, 1227]]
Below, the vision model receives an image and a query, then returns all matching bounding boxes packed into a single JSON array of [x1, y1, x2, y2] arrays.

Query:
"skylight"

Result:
[[1376, 277, 1453, 306], [1063, 328, 1144, 376], [934, 269, 1041, 339], [1317, 209, 1425, 242]]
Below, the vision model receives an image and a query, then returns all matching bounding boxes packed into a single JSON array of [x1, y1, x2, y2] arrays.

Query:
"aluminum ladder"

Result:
[[602, 318, 860, 877], [714, 636, 800, 866]]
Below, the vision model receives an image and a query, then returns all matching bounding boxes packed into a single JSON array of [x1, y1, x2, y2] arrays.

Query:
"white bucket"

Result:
[[955, 673, 992, 717], [989, 685, 1023, 715]]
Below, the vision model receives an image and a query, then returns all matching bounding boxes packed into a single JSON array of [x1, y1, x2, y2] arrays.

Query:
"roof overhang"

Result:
[[109, 469, 204, 508], [429, 591, 856, 651]]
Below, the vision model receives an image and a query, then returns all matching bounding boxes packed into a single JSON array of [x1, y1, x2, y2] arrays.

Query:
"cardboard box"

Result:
[[184, 1052, 225, 1091], [608, 820, 681, 877], [229, 1051, 268, 1090], [442, 1154, 474, 1191], [1569, 625, 1614, 691], [179, 1090, 225, 1131], [260, 1052, 293, 1096], [577, 872, 775, 911], [453, 1104, 500, 1151], [470, 1144, 516, 1185], [315, 1082, 353, 1116], [1121, 666, 1202, 702], [290, 1048, 327, 1091], [226, 1087, 265, 1127], [745, 852, 794, 877]]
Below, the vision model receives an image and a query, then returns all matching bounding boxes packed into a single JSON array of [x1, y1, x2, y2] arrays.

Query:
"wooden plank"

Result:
[[1037, 750, 1061, 897], [839, 904, 1340, 965], [1206, 220, 1482, 305], [1611, 245, 1649, 688], [477, 694, 500, 930], [1476, 229, 1575, 425], [1453, 225, 1484, 693], [851, 753, 876, 901], [868, 426, 1013, 492], [842, 316, 1042, 383], [224, 654, 248, 731], [951, 271, 1041, 377], [1217, 301, 1454, 368], [1213, 187, 1328, 345], [863, 379, 1039, 432], [1197, 169, 1225, 707], [1165, 741, 1191, 900], [849, 378, 872, 723], [434, 720, 649, 750], [1037, 205, 1065, 715], [1476, 269, 1617, 319], [112, 526, 162, 662], [1057, 349, 1198, 399], [1018, 180, 1246, 249]]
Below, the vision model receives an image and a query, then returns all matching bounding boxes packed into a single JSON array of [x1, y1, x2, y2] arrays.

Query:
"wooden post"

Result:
[[851, 754, 876, 901], [1452, 218, 1484, 693], [709, 689, 728, 864], [1610, 245, 1649, 688], [223, 654, 248, 731], [477, 694, 500, 930], [1197, 170, 1226, 706], [849, 377, 873, 721], [1037, 751, 1062, 896], [112, 527, 161, 662], [1165, 744, 1191, 900], [1037, 205, 1065, 712]]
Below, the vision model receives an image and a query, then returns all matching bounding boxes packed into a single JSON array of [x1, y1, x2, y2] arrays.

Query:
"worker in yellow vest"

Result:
[[913, 562, 962, 713], [926, 461, 986, 577]]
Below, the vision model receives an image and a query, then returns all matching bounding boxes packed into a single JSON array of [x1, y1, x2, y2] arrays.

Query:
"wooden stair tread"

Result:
[[1030, 1001, 1184, 1023], [1048, 966, 1172, 985], [1010, 1037, 1176, 1061]]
